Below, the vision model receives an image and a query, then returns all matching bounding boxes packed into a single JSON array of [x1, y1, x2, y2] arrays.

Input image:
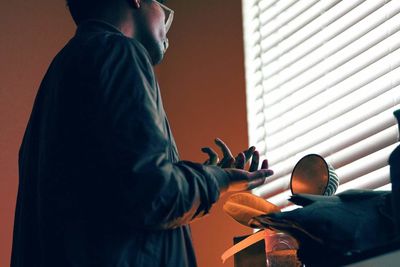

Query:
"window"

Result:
[[242, 0, 400, 207]]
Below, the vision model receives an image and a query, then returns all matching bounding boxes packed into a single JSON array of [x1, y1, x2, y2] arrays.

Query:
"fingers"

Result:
[[201, 147, 219, 165], [222, 157, 235, 168], [243, 146, 256, 163], [247, 177, 266, 190], [205, 139, 269, 173], [235, 152, 245, 169], [249, 150, 260, 172], [261, 159, 269, 169], [236, 146, 255, 169], [215, 138, 235, 167], [215, 138, 233, 158]]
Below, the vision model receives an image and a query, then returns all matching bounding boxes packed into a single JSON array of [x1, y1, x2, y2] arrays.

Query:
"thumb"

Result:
[[249, 169, 274, 180], [247, 169, 274, 190]]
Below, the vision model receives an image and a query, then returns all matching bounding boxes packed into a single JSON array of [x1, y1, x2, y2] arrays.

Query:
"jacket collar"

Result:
[[76, 19, 123, 36]]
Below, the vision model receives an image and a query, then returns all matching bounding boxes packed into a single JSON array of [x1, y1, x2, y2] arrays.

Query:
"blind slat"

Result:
[[259, 0, 298, 26], [258, 0, 279, 13]]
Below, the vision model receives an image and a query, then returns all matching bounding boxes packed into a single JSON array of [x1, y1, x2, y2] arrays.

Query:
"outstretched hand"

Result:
[[223, 168, 274, 192], [201, 138, 273, 192], [202, 138, 268, 171]]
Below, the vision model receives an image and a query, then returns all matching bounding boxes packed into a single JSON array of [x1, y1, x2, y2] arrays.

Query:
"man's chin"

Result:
[[150, 47, 165, 66], [151, 54, 164, 65]]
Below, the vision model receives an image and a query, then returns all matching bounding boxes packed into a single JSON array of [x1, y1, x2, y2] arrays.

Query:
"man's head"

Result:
[[66, 0, 173, 65]]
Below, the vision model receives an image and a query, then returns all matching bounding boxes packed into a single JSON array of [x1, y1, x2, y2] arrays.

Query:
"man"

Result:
[[11, 0, 273, 266]]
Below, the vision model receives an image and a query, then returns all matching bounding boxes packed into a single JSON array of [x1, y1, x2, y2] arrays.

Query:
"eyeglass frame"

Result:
[[152, 0, 174, 33]]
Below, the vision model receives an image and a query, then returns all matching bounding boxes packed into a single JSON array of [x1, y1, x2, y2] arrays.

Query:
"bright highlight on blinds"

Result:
[[242, 0, 400, 207]]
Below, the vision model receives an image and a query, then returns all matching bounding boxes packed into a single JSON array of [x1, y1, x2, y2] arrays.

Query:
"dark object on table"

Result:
[[253, 190, 398, 266], [390, 109, 400, 234]]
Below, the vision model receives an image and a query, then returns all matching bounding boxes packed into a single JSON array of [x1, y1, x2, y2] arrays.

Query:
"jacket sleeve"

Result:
[[89, 36, 230, 229]]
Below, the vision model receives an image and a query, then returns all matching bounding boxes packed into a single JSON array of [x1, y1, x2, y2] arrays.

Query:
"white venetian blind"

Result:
[[242, 0, 400, 207]]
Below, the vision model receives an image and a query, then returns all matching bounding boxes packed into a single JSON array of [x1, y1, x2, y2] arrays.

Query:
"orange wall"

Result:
[[0, 1, 251, 266], [159, 1, 252, 266]]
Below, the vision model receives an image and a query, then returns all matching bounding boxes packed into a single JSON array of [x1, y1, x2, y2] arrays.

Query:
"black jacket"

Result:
[[11, 20, 229, 267]]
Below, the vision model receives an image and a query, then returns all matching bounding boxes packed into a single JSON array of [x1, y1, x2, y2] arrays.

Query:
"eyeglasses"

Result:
[[152, 0, 174, 33]]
